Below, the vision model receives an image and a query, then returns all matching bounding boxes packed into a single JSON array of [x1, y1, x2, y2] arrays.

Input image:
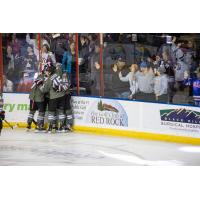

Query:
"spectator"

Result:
[[16, 72, 33, 93], [79, 35, 89, 73], [50, 34, 67, 63], [174, 60, 189, 91], [90, 43, 100, 72], [119, 64, 139, 99], [193, 68, 200, 106], [24, 45, 38, 72], [4, 45, 15, 83], [153, 55, 161, 68], [9, 33, 21, 56], [26, 33, 49, 61], [116, 57, 128, 71], [72, 34, 76, 43], [41, 44, 56, 67], [90, 44, 101, 95], [90, 60, 101, 96], [184, 67, 200, 106], [109, 59, 129, 98], [135, 61, 155, 101], [88, 34, 97, 55], [68, 33, 76, 44], [3, 75, 13, 92], [147, 56, 155, 70], [135, 44, 151, 61], [159, 51, 176, 103], [171, 36, 185, 62], [5, 45, 15, 70], [184, 40, 195, 69], [62, 42, 76, 87], [154, 67, 168, 102]]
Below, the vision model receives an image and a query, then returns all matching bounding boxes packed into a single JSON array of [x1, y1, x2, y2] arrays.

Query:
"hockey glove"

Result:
[[0, 110, 5, 120], [35, 78, 43, 86]]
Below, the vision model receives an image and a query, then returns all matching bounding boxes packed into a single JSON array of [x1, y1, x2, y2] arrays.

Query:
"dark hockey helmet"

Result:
[[43, 62, 55, 74]]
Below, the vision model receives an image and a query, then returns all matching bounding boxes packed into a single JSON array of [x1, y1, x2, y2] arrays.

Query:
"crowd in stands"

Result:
[[2, 33, 200, 106], [103, 34, 200, 105]]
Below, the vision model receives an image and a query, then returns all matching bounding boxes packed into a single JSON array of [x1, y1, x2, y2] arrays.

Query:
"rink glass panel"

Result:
[[40, 33, 79, 95], [1, 33, 200, 108], [103, 36, 134, 99], [77, 33, 101, 96], [103, 33, 200, 106], [2, 33, 38, 93]]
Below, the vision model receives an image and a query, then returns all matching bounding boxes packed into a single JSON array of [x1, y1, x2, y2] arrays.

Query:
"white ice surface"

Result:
[[0, 128, 200, 166]]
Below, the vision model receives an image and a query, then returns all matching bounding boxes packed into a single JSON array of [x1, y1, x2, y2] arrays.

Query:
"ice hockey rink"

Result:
[[0, 128, 200, 166]]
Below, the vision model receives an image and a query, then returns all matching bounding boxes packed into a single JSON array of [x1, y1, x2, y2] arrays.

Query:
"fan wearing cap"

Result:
[[39, 62, 70, 133], [41, 44, 56, 66], [116, 57, 126, 68], [154, 67, 168, 102], [134, 61, 155, 102], [109, 57, 130, 98]]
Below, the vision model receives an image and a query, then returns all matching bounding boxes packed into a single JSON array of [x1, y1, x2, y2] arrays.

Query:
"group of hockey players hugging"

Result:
[[27, 60, 73, 133]]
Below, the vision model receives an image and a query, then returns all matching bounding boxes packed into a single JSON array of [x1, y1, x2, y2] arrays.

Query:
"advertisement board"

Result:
[[71, 97, 141, 130], [3, 93, 30, 122], [142, 103, 200, 138], [3, 93, 200, 139]]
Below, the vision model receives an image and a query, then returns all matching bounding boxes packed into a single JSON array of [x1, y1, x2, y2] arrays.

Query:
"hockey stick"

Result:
[[13, 119, 37, 129], [33, 119, 37, 126], [3, 119, 13, 129]]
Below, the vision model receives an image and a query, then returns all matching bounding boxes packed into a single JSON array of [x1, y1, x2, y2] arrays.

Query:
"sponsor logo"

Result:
[[160, 108, 200, 124], [3, 103, 30, 112], [97, 100, 119, 113], [160, 108, 200, 131], [85, 99, 128, 127]]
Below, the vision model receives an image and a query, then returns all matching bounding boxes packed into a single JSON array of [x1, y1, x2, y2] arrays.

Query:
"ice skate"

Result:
[[57, 122, 65, 133], [47, 124, 53, 133], [35, 126, 46, 133], [65, 124, 73, 133], [26, 123, 32, 132]]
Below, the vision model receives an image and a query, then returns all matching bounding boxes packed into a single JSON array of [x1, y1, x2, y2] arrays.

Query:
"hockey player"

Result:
[[27, 72, 46, 132], [62, 73, 73, 132], [40, 62, 70, 133], [0, 93, 5, 135], [56, 63, 73, 131]]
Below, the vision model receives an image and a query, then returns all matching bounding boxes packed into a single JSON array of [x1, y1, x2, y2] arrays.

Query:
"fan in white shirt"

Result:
[[3, 75, 13, 92]]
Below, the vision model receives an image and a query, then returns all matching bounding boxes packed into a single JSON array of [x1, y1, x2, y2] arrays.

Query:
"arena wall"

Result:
[[3, 93, 200, 145]]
